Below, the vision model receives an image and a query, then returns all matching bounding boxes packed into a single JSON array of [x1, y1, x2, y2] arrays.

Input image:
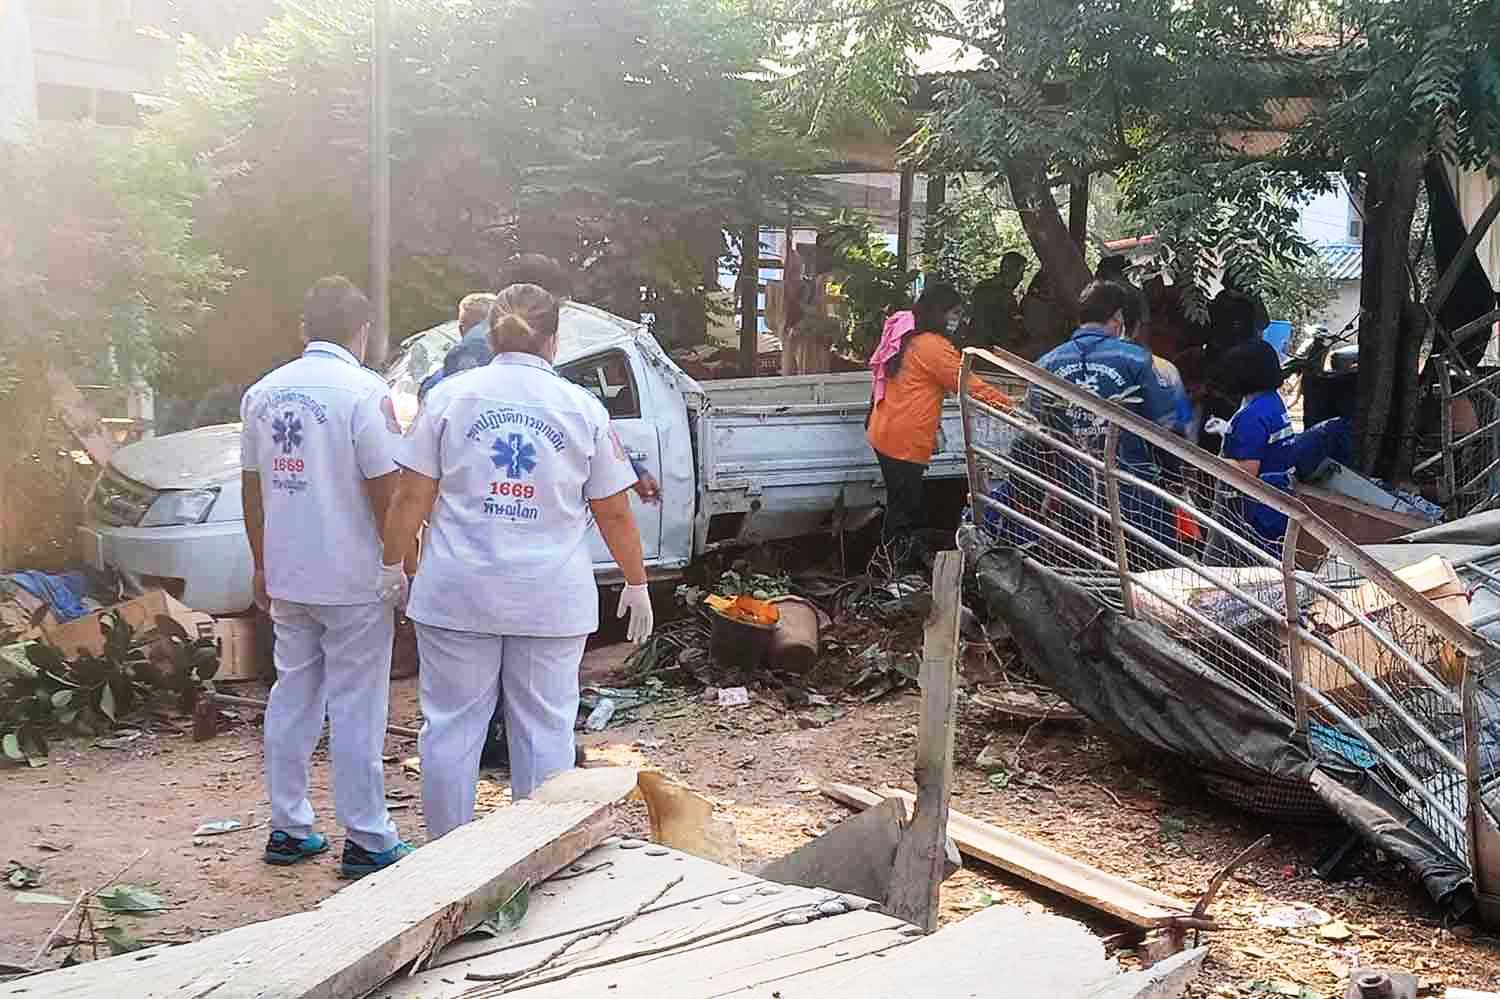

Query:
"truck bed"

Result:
[[689, 370, 1024, 549]]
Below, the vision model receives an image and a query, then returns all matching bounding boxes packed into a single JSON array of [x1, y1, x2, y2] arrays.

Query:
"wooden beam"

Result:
[[47, 367, 115, 467], [825, 783, 1193, 929], [885, 550, 962, 932], [1430, 186, 1500, 315], [738, 222, 760, 377], [760, 796, 907, 903], [3, 769, 638, 999], [895, 167, 915, 280]]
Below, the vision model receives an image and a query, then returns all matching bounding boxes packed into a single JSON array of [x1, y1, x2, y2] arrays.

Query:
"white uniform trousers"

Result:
[[414, 624, 585, 839], [266, 599, 400, 853]]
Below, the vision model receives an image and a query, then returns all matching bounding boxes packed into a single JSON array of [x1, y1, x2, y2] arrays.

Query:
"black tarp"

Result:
[[971, 544, 1476, 915]]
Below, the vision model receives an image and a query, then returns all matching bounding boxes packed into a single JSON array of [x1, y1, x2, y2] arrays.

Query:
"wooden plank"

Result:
[[0, 916, 319, 999], [759, 796, 907, 902], [5, 769, 637, 999], [480, 912, 908, 999], [762, 901, 1121, 999], [387, 845, 909, 999], [886, 550, 963, 932], [413, 842, 761, 975], [824, 783, 1192, 928], [46, 366, 115, 466]]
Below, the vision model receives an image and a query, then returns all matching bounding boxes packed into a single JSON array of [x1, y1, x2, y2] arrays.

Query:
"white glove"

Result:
[[617, 582, 654, 644], [377, 562, 409, 608]]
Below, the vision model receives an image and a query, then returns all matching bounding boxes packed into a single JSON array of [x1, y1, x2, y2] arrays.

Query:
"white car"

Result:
[[82, 303, 1006, 615]]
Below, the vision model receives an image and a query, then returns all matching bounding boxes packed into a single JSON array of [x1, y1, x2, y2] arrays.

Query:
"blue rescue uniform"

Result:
[[1222, 390, 1297, 547], [1032, 328, 1186, 551]]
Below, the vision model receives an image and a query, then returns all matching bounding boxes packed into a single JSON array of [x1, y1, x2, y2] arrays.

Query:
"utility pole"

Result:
[[369, 0, 391, 366]]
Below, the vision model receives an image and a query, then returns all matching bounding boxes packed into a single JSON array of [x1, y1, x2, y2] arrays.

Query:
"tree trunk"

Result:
[[1355, 151, 1423, 479], [1007, 161, 1091, 322]]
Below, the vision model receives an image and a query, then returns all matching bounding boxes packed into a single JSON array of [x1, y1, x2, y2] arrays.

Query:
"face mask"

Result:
[[945, 316, 962, 336]]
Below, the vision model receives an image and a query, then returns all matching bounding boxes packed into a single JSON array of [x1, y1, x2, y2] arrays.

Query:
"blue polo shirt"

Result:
[[1034, 328, 1183, 474], [1223, 390, 1296, 541]]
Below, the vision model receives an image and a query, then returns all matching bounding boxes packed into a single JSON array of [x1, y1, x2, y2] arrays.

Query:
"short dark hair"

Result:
[[496, 254, 574, 300], [1217, 338, 1285, 396], [1077, 280, 1132, 326], [302, 276, 370, 345]]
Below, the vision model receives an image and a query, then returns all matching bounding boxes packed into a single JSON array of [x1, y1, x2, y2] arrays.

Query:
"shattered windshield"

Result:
[[384, 321, 460, 429]]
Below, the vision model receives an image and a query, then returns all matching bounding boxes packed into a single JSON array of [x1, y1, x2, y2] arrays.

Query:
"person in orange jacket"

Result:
[[866, 283, 1012, 562]]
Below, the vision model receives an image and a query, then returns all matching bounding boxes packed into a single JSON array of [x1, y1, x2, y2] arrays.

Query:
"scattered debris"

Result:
[[5, 861, 44, 889], [825, 783, 1194, 930], [191, 819, 243, 837], [584, 698, 616, 732], [969, 682, 1084, 723], [716, 686, 750, 708], [1257, 904, 1334, 930], [93, 731, 143, 750]]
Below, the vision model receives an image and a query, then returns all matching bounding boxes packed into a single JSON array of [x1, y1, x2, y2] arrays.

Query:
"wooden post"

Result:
[[895, 168, 915, 280], [738, 222, 760, 377], [1069, 174, 1089, 249], [887, 549, 963, 932]]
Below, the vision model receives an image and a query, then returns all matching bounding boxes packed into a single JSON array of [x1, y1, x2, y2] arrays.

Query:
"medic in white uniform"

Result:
[[380, 283, 654, 839], [240, 276, 412, 878]]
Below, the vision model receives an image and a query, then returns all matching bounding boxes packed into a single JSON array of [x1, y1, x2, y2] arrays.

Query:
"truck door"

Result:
[[558, 350, 663, 562]]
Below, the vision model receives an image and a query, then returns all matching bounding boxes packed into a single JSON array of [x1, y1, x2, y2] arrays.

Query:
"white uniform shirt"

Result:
[[240, 341, 399, 605], [399, 352, 638, 637]]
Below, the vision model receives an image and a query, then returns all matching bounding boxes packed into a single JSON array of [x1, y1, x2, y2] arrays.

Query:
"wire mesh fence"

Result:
[[960, 345, 1500, 867]]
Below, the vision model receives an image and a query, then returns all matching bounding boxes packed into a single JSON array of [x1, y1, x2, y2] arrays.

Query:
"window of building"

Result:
[[1347, 215, 1363, 243]]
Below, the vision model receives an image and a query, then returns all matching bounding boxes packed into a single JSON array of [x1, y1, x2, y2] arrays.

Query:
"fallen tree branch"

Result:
[[465, 875, 684, 985], [31, 847, 149, 968]]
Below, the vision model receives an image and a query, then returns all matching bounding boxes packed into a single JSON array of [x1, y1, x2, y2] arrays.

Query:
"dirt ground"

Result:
[[3, 646, 1500, 996]]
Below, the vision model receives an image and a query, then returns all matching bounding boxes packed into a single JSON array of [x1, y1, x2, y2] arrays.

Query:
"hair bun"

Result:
[[494, 313, 535, 342]]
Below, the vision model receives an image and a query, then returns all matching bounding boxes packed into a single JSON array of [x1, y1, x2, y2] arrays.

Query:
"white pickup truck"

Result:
[[80, 302, 994, 614]]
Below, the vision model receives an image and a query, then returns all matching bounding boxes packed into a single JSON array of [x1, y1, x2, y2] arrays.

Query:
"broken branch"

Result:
[[464, 875, 684, 985]]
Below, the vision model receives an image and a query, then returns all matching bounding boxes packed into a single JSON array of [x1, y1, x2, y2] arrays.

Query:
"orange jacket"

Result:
[[866, 332, 1012, 465]]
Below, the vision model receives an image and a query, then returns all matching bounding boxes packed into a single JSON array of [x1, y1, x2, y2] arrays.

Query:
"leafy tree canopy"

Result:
[[149, 0, 825, 388]]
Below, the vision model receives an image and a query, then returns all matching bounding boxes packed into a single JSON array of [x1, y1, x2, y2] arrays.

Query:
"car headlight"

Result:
[[140, 489, 218, 527]]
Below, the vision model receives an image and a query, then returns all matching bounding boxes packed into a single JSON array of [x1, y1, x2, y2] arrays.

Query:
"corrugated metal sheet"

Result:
[[1317, 242, 1362, 282]]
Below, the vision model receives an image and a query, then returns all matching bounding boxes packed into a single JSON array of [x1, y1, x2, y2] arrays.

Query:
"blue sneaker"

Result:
[[340, 840, 415, 880], [264, 830, 329, 866]]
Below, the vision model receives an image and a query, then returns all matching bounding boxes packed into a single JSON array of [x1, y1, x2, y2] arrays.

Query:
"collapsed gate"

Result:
[[958, 345, 1500, 922]]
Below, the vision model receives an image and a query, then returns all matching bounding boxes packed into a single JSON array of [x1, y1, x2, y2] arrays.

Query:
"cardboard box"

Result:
[[1304, 554, 1470, 700], [42, 590, 215, 658], [213, 617, 259, 683]]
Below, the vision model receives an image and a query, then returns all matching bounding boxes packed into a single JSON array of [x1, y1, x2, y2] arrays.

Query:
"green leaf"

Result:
[[13, 891, 70, 905], [96, 884, 168, 913], [470, 880, 530, 939], [99, 683, 116, 722], [987, 770, 1011, 789], [99, 925, 147, 955], [51, 689, 74, 709], [5, 862, 43, 889], [1, 733, 21, 761]]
